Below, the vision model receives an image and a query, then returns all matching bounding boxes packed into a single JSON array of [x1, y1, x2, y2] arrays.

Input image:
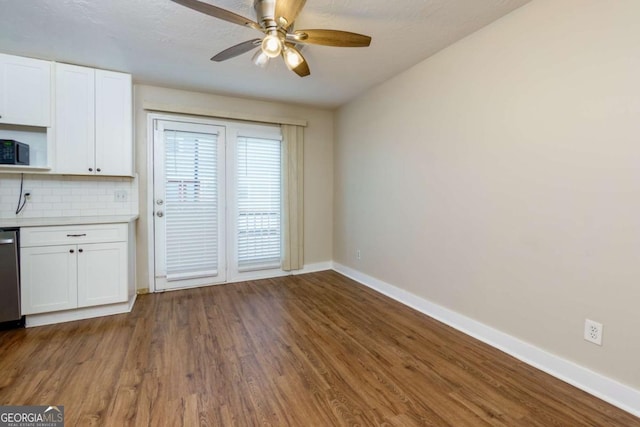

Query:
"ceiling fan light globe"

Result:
[[283, 46, 303, 69], [261, 34, 282, 58], [252, 50, 270, 68]]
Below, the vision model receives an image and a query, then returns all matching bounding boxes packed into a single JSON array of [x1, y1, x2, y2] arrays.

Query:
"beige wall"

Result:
[[334, 0, 640, 389], [134, 84, 334, 290]]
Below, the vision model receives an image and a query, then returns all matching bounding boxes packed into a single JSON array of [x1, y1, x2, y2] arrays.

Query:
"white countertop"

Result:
[[0, 214, 139, 228]]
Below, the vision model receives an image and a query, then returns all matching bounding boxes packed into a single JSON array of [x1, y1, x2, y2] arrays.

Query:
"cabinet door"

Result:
[[95, 70, 132, 176], [77, 242, 127, 307], [0, 53, 51, 127], [21, 245, 77, 315], [54, 63, 96, 174]]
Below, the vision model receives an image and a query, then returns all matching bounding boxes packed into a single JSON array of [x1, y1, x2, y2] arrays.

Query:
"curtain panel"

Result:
[[281, 124, 304, 271]]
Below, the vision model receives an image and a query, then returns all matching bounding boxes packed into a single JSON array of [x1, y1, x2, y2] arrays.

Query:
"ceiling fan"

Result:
[[171, 0, 372, 77]]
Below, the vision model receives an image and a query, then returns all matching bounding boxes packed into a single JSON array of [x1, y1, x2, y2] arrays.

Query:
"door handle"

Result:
[[0, 238, 15, 244], [156, 211, 164, 217]]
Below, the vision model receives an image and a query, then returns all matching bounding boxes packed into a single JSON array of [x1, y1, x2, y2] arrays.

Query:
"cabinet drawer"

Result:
[[20, 223, 127, 247]]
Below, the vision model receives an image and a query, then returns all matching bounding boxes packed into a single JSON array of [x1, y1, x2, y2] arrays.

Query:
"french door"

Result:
[[153, 120, 226, 290], [152, 116, 283, 291]]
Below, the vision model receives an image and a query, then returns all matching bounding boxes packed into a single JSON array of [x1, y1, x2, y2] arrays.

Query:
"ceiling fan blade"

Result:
[[291, 55, 310, 78], [288, 29, 372, 47], [211, 39, 261, 62], [274, 0, 307, 28], [171, 0, 262, 31]]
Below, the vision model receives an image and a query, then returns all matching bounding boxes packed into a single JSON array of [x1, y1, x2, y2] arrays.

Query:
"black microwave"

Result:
[[0, 140, 30, 165]]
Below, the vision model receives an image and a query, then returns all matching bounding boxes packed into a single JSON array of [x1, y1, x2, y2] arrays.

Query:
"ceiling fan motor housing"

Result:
[[254, 0, 277, 28]]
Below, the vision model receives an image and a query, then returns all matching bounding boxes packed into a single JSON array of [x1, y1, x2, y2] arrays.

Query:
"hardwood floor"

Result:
[[0, 270, 638, 426]]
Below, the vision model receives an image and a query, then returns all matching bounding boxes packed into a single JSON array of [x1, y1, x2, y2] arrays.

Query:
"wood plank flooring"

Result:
[[0, 270, 638, 426]]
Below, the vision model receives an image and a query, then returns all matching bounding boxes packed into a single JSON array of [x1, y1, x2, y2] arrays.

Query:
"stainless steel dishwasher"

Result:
[[0, 228, 24, 329]]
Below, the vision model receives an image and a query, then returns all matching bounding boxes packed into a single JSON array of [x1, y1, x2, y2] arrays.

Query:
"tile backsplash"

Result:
[[0, 173, 138, 219]]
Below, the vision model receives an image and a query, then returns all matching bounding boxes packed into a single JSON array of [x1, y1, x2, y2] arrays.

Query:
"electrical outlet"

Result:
[[356, 249, 361, 260], [114, 190, 128, 202], [584, 319, 603, 346]]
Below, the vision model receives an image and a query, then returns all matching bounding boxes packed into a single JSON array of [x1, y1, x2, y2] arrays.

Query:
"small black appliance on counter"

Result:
[[0, 139, 30, 165]]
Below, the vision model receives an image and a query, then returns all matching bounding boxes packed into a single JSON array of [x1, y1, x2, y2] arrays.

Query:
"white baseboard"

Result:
[[332, 262, 640, 418], [294, 261, 334, 275], [128, 293, 137, 311]]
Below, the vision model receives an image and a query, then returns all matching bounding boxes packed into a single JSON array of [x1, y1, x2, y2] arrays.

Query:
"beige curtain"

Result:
[[281, 124, 304, 271]]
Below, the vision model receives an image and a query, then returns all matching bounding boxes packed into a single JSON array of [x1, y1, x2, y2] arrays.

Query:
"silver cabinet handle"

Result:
[[0, 238, 15, 244], [156, 199, 164, 205], [156, 211, 164, 217]]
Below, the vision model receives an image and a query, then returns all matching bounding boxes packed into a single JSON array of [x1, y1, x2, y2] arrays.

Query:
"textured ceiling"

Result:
[[0, 0, 531, 108]]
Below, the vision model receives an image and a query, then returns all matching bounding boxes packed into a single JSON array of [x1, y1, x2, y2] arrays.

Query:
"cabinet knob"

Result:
[[97, 168, 101, 172], [78, 249, 83, 253], [69, 249, 74, 253], [89, 168, 93, 172]]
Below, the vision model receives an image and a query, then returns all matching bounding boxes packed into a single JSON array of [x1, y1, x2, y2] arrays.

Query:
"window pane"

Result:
[[165, 130, 219, 278], [237, 136, 281, 270]]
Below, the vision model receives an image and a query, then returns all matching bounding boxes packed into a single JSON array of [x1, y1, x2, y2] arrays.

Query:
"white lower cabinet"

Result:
[[21, 245, 77, 314], [20, 224, 128, 315], [77, 242, 127, 307]]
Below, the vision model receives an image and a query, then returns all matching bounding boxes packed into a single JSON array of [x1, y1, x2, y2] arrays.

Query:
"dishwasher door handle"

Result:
[[0, 238, 15, 245]]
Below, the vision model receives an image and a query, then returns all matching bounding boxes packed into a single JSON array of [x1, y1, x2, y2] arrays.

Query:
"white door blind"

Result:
[[165, 130, 219, 280], [237, 136, 282, 271]]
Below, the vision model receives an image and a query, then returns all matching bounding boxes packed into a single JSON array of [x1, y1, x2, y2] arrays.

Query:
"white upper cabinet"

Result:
[[54, 63, 95, 174], [54, 63, 133, 176], [0, 53, 52, 127], [95, 69, 133, 177]]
